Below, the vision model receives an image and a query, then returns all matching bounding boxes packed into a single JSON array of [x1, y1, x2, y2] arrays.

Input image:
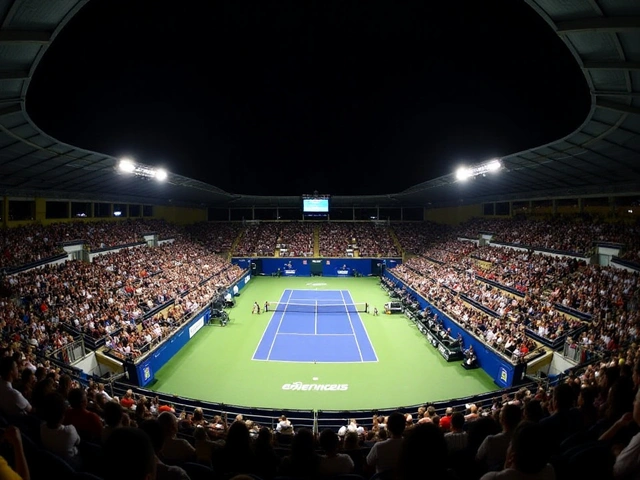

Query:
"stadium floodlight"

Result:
[[118, 157, 169, 182], [455, 158, 502, 182], [118, 158, 135, 173], [155, 168, 168, 181]]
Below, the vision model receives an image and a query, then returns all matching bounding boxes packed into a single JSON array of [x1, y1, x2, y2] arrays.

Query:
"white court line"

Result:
[[252, 359, 371, 364], [340, 290, 364, 362], [344, 290, 379, 362], [256, 290, 293, 361], [278, 332, 353, 336], [315, 300, 318, 335]]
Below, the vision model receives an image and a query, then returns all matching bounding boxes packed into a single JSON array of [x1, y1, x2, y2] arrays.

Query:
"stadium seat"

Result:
[[32, 449, 77, 480], [77, 441, 104, 476], [369, 470, 394, 480], [73, 473, 104, 480], [182, 461, 215, 480]]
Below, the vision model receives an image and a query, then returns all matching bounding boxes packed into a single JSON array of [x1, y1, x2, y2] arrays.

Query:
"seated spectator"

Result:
[[342, 430, 366, 475], [279, 428, 321, 479], [63, 387, 104, 443], [157, 411, 196, 464], [476, 404, 522, 473], [103, 427, 156, 480], [40, 391, 81, 468], [318, 428, 354, 476], [480, 421, 555, 480], [366, 411, 406, 476], [396, 422, 455, 480], [139, 419, 190, 480], [193, 425, 220, 467], [445, 412, 468, 455], [102, 400, 128, 445], [220, 420, 257, 477], [611, 385, 640, 479], [120, 389, 136, 410], [276, 414, 293, 433], [539, 383, 582, 453], [0, 357, 32, 417], [253, 427, 280, 480]]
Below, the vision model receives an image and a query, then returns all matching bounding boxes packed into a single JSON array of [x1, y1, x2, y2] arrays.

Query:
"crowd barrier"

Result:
[[553, 303, 592, 322], [126, 306, 211, 387], [125, 270, 253, 387], [384, 270, 527, 388], [488, 240, 590, 260], [475, 275, 525, 298], [1, 252, 68, 275], [232, 257, 401, 277]]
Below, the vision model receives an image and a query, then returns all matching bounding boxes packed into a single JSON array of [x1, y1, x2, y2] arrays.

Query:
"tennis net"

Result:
[[265, 302, 367, 314]]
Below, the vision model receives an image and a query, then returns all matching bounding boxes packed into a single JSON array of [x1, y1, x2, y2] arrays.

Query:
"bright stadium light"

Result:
[[456, 166, 472, 181], [455, 158, 502, 182], [155, 168, 168, 181], [118, 157, 169, 182], [118, 158, 135, 173]]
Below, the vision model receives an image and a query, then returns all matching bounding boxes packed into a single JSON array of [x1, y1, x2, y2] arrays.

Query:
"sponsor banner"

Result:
[[282, 382, 348, 391], [188, 317, 205, 338], [284, 269, 296, 275], [438, 344, 450, 360], [337, 270, 349, 275]]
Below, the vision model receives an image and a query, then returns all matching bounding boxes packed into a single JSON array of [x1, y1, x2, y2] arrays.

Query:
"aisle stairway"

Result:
[[389, 226, 404, 259], [314, 225, 320, 256], [227, 227, 246, 260]]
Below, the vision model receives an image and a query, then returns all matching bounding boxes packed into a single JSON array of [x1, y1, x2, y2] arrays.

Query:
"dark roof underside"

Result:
[[0, 0, 638, 209]]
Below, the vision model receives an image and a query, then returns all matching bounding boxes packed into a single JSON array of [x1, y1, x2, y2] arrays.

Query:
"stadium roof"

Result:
[[0, 0, 638, 210]]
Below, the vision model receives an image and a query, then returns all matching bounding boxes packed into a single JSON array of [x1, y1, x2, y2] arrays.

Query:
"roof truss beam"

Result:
[[0, 70, 29, 80], [583, 61, 640, 71], [0, 29, 51, 44], [596, 99, 640, 115], [556, 16, 640, 34]]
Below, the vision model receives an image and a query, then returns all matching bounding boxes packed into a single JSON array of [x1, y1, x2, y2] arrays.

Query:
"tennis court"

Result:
[[253, 289, 378, 363], [147, 276, 498, 411]]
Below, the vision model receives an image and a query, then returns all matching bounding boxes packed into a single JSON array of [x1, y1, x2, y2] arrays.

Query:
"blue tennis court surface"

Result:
[[252, 289, 378, 363]]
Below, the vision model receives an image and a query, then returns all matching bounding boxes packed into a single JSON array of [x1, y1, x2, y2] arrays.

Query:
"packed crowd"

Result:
[[1, 348, 640, 480], [458, 215, 639, 258], [185, 222, 246, 254], [234, 223, 280, 257], [0, 219, 180, 270], [276, 223, 315, 257], [2, 215, 638, 268], [0, 239, 243, 357], [383, 271, 539, 363], [317, 222, 399, 257], [393, 239, 639, 359]]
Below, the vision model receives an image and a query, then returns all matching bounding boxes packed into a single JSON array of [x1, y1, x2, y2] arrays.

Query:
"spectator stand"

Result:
[[0, 252, 69, 276], [384, 270, 529, 388], [610, 255, 640, 272], [489, 240, 592, 263]]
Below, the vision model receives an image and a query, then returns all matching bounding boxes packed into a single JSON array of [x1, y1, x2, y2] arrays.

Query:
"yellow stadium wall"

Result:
[[2, 197, 206, 228], [424, 204, 482, 224], [154, 205, 206, 224]]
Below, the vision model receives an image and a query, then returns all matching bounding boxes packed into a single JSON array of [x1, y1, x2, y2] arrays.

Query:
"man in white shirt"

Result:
[[366, 412, 406, 475], [0, 356, 32, 416], [276, 415, 293, 433]]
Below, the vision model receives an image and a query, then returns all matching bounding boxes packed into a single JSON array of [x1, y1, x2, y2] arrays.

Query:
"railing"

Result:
[[562, 341, 604, 364], [105, 303, 207, 362], [48, 338, 87, 365]]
